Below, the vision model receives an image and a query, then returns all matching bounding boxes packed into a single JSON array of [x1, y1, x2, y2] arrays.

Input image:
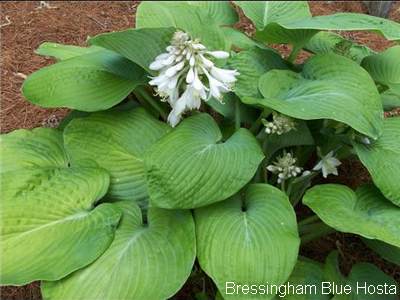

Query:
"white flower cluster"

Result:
[[267, 152, 303, 184], [313, 151, 341, 178], [149, 31, 239, 127], [262, 112, 296, 135]]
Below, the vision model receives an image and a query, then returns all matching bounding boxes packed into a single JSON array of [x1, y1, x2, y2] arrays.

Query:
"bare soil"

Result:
[[1, 1, 399, 299]]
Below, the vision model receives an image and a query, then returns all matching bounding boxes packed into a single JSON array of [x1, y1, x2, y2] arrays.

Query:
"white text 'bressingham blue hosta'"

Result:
[[149, 31, 239, 127]]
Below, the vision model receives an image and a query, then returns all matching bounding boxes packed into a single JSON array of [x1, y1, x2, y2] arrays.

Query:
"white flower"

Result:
[[206, 51, 230, 59], [267, 152, 302, 184], [167, 85, 201, 127], [262, 112, 296, 135], [148, 31, 239, 127], [202, 67, 230, 99], [313, 151, 341, 178], [210, 66, 239, 83]]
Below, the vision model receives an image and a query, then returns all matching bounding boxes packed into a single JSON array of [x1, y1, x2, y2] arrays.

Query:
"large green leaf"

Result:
[[221, 27, 261, 50], [1, 168, 120, 286], [305, 31, 375, 63], [362, 239, 400, 266], [324, 251, 398, 300], [279, 258, 330, 300], [42, 201, 195, 300], [244, 53, 383, 139], [353, 117, 400, 206], [256, 13, 400, 46], [22, 50, 146, 111], [187, 1, 238, 26], [303, 184, 400, 247], [136, 2, 229, 51], [234, 1, 311, 30], [278, 13, 400, 41], [234, 1, 315, 47], [144, 113, 264, 209], [89, 27, 175, 74], [35, 42, 104, 61], [0, 128, 121, 285], [64, 108, 170, 202], [229, 47, 289, 99], [361, 46, 400, 93], [0, 127, 67, 173], [195, 184, 300, 300]]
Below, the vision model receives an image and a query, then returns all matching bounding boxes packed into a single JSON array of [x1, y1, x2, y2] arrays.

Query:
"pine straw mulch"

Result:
[[1, 1, 139, 133], [1, 1, 399, 299]]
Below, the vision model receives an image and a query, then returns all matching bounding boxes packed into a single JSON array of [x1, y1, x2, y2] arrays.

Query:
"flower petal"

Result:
[[207, 51, 229, 59]]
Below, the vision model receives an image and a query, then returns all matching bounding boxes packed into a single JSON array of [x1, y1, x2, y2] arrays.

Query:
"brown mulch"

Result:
[[0, 1, 139, 133], [1, 1, 400, 300]]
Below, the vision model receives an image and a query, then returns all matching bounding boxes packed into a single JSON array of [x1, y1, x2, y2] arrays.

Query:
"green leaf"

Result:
[[353, 117, 400, 206], [22, 50, 146, 111], [136, 2, 229, 51], [187, 1, 238, 25], [234, 1, 315, 47], [221, 27, 261, 50], [244, 53, 383, 139], [64, 108, 170, 202], [381, 89, 400, 110], [256, 24, 317, 49], [234, 1, 311, 30], [304, 31, 375, 63], [256, 13, 400, 47], [0, 127, 67, 173], [229, 47, 289, 99], [1, 168, 120, 286], [303, 184, 400, 248], [35, 42, 104, 61], [42, 201, 195, 300], [279, 13, 400, 42], [0, 128, 121, 285], [195, 184, 300, 300], [89, 27, 175, 74], [324, 251, 398, 300], [144, 113, 264, 209], [361, 46, 400, 93], [280, 257, 330, 300], [362, 239, 400, 266]]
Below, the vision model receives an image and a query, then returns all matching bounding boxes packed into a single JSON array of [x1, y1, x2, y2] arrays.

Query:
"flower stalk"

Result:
[[134, 87, 168, 120]]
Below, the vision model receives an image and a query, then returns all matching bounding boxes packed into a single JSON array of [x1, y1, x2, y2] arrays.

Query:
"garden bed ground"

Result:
[[1, 1, 400, 299]]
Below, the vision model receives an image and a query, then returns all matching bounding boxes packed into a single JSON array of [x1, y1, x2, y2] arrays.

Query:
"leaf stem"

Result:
[[130, 92, 154, 115], [299, 221, 335, 244], [250, 108, 272, 134], [298, 215, 320, 227], [280, 180, 286, 193], [135, 86, 168, 120], [287, 45, 301, 63]]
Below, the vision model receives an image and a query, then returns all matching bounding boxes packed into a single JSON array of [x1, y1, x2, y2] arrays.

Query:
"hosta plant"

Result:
[[1, 1, 400, 299]]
